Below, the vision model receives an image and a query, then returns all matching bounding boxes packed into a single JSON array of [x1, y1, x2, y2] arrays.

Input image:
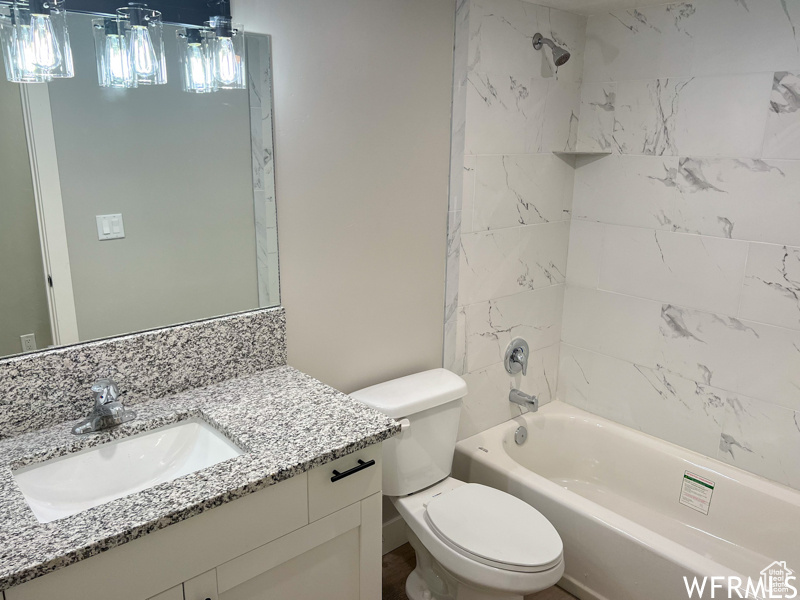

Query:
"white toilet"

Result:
[[351, 368, 564, 600]]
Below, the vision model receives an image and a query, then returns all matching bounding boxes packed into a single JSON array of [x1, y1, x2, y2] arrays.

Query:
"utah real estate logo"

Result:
[[684, 561, 797, 598]]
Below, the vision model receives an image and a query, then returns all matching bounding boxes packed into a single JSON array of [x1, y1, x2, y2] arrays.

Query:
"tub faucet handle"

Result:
[[504, 338, 529, 377]]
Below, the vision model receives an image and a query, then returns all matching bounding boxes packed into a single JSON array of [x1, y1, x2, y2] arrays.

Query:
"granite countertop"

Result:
[[0, 366, 399, 591]]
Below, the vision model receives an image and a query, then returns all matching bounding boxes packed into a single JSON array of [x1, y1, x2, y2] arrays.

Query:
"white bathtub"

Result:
[[452, 402, 800, 600]]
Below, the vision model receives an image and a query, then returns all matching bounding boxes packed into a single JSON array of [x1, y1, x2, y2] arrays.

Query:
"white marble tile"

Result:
[[558, 343, 726, 457], [459, 227, 522, 305], [458, 344, 560, 440], [612, 74, 772, 158], [657, 304, 800, 412], [462, 155, 477, 234], [583, 5, 695, 83], [584, 0, 800, 83], [669, 157, 800, 246], [689, 0, 800, 78], [468, 0, 586, 83], [465, 72, 549, 155], [612, 77, 684, 156], [575, 81, 618, 152], [670, 72, 773, 159], [598, 226, 749, 316], [542, 80, 581, 152], [763, 72, 800, 160], [562, 285, 663, 367], [740, 242, 800, 331], [719, 395, 800, 490], [464, 285, 564, 372], [473, 154, 572, 230], [459, 222, 566, 306], [557, 343, 593, 406], [572, 154, 679, 229], [565, 220, 604, 288], [444, 306, 469, 376], [445, 211, 463, 360], [518, 221, 570, 291]]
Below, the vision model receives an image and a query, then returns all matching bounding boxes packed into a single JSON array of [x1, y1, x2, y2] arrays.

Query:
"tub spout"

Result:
[[509, 389, 538, 412]]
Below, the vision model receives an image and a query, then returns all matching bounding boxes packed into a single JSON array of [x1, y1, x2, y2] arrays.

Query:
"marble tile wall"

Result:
[[561, 0, 800, 490], [444, 0, 587, 440]]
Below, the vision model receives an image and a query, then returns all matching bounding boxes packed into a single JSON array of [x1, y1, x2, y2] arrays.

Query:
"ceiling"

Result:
[[522, 0, 673, 15]]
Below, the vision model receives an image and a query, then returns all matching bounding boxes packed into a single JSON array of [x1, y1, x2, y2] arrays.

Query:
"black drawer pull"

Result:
[[331, 459, 376, 482]]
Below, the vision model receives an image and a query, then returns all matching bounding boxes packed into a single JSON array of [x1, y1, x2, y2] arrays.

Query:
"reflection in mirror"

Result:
[[0, 12, 278, 359]]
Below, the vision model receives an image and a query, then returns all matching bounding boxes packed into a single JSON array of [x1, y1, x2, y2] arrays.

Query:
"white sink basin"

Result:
[[13, 418, 244, 523]]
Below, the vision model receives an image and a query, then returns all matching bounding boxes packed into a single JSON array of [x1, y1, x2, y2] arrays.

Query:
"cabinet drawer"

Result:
[[307, 444, 381, 522]]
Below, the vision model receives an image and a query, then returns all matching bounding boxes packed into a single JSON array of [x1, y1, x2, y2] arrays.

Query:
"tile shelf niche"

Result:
[[553, 151, 612, 157]]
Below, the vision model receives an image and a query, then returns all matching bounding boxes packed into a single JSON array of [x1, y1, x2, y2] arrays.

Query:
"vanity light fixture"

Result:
[[115, 2, 165, 85], [92, 17, 134, 88], [206, 0, 245, 90], [0, 0, 74, 83], [176, 26, 214, 93]]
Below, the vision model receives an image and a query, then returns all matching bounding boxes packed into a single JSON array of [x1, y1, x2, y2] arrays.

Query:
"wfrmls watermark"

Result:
[[684, 561, 797, 599]]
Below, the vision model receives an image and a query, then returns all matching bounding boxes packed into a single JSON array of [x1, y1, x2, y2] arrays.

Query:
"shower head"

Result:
[[532, 33, 571, 67]]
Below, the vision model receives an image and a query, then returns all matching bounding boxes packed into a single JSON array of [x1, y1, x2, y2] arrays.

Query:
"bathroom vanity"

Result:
[[0, 364, 398, 600]]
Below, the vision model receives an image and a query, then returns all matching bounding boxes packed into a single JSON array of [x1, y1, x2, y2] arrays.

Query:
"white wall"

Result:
[[0, 75, 52, 356], [234, 0, 455, 394], [561, 0, 800, 491], [444, 0, 587, 440]]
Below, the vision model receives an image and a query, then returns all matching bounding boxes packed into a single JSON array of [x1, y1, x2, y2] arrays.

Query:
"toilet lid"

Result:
[[424, 484, 563, 573]]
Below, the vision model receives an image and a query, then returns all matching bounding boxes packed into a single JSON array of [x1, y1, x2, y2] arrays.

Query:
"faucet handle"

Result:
[[504, 338, 530, 377], [91, 379, 120, 406]]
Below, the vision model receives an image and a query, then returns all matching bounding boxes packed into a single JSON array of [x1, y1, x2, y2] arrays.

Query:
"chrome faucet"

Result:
[[504, 338, 529, 376], [509, 389, 539, 412], [72, 379, 136, 435]]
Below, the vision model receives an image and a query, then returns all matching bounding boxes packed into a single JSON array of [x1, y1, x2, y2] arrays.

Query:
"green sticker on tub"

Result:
[[679, 471, 715, 515]]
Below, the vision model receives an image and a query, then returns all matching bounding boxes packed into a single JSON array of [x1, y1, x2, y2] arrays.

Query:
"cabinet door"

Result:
[[148, 585, 184, 600], [184, 570, 218, 600], [219, 528, 360, 600]]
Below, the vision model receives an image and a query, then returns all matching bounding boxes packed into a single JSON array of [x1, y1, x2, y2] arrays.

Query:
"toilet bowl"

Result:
[[351, 369, 565, 600], [395, 478, 564, 600]]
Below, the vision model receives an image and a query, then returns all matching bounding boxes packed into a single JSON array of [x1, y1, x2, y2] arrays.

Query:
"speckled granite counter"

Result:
[[0, 366, 399, 592]]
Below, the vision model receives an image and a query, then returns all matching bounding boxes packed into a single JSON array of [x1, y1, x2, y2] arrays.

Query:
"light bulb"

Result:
[[130, 24, 156, 78], [29, 13, 61, 69], [214, 36, 237, 85], [186, 43, 208, 90], [103, 33, 129, 86], [12, 23, 36, 75]]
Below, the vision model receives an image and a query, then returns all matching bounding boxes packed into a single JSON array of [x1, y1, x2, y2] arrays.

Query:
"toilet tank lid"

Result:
[[349, 369, 467, 418]]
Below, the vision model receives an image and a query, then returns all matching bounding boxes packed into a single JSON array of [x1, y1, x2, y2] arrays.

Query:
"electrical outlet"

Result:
[[20, 333, 36, 353]]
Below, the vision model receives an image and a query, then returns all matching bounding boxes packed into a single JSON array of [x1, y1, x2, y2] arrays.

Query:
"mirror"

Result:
[[0, 11, 278, 359]]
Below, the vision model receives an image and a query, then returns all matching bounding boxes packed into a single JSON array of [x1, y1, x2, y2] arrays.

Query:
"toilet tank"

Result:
[[350, 369, 467, 497]]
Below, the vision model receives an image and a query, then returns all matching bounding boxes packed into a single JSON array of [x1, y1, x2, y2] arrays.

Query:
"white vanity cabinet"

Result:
[[5, 445, 382, 600]]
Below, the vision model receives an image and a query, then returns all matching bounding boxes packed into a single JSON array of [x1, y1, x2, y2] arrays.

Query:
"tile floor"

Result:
[[382, 543, 577, 600]]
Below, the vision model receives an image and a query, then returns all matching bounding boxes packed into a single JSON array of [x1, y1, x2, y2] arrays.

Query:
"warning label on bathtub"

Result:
[[679, 471, 715, 515]]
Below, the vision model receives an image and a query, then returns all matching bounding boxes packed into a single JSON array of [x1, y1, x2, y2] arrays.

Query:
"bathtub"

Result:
[[452, 402, 800, 600]]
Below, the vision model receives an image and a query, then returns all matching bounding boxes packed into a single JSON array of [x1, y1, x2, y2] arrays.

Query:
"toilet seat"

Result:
[[424, 483, 563, 573]]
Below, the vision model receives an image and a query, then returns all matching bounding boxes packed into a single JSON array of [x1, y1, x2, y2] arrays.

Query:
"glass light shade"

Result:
[[116, 3, 166, 85], [176, 27, 215, 93], [206, 16, 245, 90], [92, 17, 134, 88], [0, 1, 74, 83]]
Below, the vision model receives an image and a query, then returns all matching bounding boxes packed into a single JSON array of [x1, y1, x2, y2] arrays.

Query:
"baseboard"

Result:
[[558, 575, 606, 600], [382, 515, 409, 555]]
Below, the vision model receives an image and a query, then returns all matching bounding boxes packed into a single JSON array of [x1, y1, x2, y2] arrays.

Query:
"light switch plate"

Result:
[[96, 214, 125, 241]]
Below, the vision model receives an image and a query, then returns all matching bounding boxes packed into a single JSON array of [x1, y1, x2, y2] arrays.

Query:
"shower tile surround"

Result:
[[445, 0, 586, 440], [0, 307, 286, 439], [445, 0, 800, 490]]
